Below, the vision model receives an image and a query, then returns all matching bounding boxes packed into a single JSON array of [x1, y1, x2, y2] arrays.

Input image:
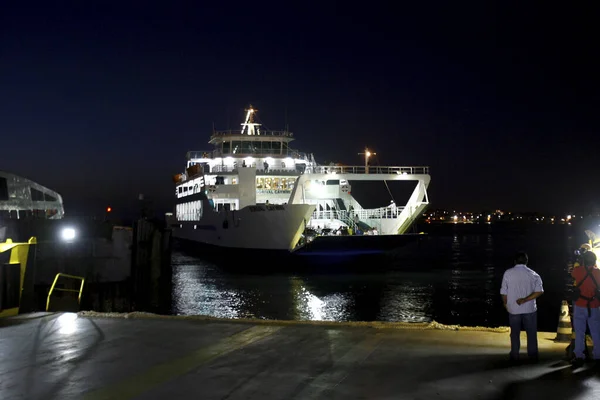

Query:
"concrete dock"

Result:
[[0, 312, 598, 400]]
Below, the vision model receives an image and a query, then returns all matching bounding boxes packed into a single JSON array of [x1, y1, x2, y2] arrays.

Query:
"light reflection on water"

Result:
[[377, 281, 435, 323], [291, 282, 350, 321], [172, 254, 443, 324], [171, 225, 574, 329]]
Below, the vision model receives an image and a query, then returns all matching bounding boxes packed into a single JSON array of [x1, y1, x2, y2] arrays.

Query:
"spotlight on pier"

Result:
[[61, 228, 76, 242]]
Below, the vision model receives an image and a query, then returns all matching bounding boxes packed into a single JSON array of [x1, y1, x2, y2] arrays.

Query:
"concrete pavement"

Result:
[[0, 312, 599, 399]]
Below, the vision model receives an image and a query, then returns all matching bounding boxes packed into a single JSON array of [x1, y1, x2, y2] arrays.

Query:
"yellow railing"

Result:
[[46, 273, 85, 312]]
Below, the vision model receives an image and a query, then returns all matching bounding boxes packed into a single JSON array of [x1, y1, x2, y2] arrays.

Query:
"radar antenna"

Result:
[[241, 105, 261, 135]]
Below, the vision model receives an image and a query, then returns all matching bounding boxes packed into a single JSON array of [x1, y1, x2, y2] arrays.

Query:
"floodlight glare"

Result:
[[61, 228, 76, 241]]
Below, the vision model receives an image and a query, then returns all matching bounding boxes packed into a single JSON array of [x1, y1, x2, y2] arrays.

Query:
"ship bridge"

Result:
[[183, 106, 317, 178], [207, 105, 301, 159]]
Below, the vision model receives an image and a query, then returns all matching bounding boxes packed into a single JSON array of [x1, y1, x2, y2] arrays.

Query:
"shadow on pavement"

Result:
[[0, 313, 56, 328], [376, 349, 565, 385], [494, 364, 599, 400]]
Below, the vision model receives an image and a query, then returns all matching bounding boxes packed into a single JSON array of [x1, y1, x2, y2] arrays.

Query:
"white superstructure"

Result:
[[0, 171, 64, 220], [168, 105, 430, 252]]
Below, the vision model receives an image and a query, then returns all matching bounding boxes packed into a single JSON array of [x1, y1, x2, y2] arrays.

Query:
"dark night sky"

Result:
[[1, 2, 598, 217]]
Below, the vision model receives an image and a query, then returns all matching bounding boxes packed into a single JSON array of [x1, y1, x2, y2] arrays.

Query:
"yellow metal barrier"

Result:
[[0, 237, 36, 318], [46, 273, 85, 312]]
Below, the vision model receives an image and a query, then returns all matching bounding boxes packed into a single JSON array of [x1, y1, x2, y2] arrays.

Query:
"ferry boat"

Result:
[[167, 105, 431, 253]]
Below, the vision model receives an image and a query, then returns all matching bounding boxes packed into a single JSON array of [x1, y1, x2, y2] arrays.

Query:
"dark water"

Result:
[[171, 224, 579, 331]]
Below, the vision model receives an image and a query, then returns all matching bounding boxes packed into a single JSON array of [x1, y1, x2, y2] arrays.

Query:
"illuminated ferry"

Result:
[[167, 106, 430, 252]]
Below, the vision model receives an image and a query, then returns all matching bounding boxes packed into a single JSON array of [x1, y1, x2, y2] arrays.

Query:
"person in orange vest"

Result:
[[567, 243, 593, 359], [570, 251, 600, 367]]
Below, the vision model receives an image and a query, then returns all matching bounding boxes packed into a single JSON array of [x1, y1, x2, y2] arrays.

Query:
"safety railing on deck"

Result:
[[187, 150, 216, 160], [211, 165, 301, 174], [46, 273, 85, 312], [311, 166, 429, 175], [186, 149, 311, 161], [312, 207, 404, 221], [211, 129, 294, 137]]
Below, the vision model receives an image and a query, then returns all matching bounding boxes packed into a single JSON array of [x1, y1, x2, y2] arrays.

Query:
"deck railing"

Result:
[[187, 150, 216, 160], [185, 161, 428, 176], [210, 165, 300, 174], [311, 207, 405, 221], [187, 150, 312, 162], [211, 129, 294, 137], [312, 166, 429, 175]]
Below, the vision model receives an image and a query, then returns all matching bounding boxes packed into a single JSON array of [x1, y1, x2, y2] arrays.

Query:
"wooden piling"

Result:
[[131, 218, 172, 313]]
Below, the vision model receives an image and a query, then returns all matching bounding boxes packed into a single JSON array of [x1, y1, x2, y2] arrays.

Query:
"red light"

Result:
[[106, 207, 112, 213]]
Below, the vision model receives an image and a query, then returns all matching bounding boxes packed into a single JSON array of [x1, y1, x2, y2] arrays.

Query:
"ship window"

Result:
[[232, 141, 242, 154], [0, 177, 8, 200], [241, 141, 252, 154], [222, 141, 231, 154], [44, 193, 57, 202], [271, 142, 281, 154], [284, 178, 296, 189], [31, 188, 44, 201], [178, 187, 183, 194], [261, 141, 279, 155], [255, 177, 295, 192], [0, 210, 9, 218]]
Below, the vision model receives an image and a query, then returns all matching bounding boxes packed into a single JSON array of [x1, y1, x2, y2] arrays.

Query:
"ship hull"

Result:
[[170, 203, 316, 252], [294, 233, 424, 255]]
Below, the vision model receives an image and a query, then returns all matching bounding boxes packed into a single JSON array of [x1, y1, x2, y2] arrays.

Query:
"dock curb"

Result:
[[77, 311, 510, 333]]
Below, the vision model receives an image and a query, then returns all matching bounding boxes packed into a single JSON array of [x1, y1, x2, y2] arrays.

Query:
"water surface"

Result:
[[172, 224, 577, 331]]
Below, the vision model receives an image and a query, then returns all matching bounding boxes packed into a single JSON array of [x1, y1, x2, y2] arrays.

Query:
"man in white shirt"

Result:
[[500, 252, 544, 362]]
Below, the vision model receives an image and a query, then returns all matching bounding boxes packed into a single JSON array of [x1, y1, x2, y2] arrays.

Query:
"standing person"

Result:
[[500, 252, 544, 362], [570, 251, 600, 367], [567, 243, 593, 359]]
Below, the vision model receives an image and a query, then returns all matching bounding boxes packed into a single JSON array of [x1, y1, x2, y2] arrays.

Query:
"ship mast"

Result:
[[241, 105, 261, 135]]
